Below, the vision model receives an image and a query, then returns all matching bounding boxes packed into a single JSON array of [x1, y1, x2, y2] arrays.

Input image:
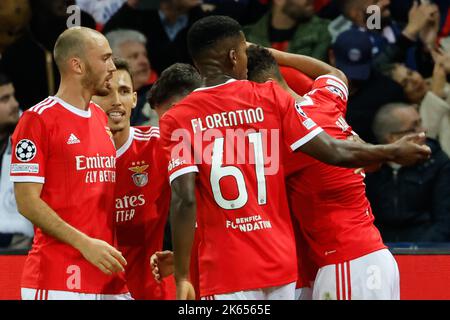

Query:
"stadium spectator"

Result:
[[105, 29, 157, 126], [103, 0, 207, 75], [0, 73, 33, 250], [0, 0, 31, 57], [390, 0, 450, 38], [383, 57, 450, 157], [331, 28, 404, 143], [244, 0, 332, 61], [93, 58, 172, 299], [76, 0, 128, 28], [366, 103, 450, 242], [331, 0, 438, 77], [11, 27, 130, 300], [0, 0, 96, 110]]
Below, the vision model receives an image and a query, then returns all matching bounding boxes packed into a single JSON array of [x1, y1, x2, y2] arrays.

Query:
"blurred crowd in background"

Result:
[[1, 0, 450, 249]]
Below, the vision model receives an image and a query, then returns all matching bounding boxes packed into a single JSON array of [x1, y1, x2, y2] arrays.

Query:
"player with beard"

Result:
[[93, 59, 175, 299], [0, 73, 34, 249], [11, 27, 131, 300]]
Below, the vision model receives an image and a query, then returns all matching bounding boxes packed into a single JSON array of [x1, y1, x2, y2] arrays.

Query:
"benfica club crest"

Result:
[[128, 161, 149, 187]]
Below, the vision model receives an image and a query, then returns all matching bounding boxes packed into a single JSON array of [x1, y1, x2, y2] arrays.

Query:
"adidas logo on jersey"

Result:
[[67, 133, 81, 145]]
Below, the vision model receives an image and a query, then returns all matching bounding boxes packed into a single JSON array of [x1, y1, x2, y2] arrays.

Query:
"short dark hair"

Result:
[[113, 57, 134, 87], [187, 15, 243, 61], [148, 63, 202, 108], [0, 72, 12, 87], [247, 45, 283, 83]]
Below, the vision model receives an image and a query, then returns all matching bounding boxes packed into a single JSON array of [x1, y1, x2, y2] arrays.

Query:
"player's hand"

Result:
[[176, 279, 196, 300], [78, 237, 127, 275], [431, 47, 450, 75], [150, 250, 174, 283], [391, 132, 431, 166]]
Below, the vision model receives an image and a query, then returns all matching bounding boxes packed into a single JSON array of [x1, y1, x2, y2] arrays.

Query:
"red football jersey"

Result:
[[291, 212, 318, 289], [159, 79, 323, 297], [10, 96, 127, 294], [114, 126, 171, 300], [284, 75, 386, 270]]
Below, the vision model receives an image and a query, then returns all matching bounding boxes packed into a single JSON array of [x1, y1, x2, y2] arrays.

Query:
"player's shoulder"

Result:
[[89, 101, 111, 119], [25, 97, 60, 117], [191, 79, 258, 97], [133, 126, 160, 142], [311, 75, 349, 102], [118, 127, 161, 158], [232, 79, 277, 91], [90, 100, 105, 113], [159, 100, 193, 128], [252, 80, 289, 98]]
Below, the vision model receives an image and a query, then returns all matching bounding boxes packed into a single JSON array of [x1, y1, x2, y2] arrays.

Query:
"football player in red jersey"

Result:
[[160, 15, 430, 300], [148, 63, 204, 300], [247, 45, 400, 300], [11, 27, 130, 300], [93, 59, 202, 300]]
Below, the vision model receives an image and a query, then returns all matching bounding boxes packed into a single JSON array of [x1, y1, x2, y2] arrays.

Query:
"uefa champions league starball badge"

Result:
[[15, 139, 37, 162]]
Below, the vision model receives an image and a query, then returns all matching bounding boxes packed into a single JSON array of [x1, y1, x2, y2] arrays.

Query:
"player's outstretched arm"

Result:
[[267, 48, 348, 86], [14, 182, 127, 275], [346, 135, 382, 173], [300, 131, 431, 168], [170, 172, 197, 300]]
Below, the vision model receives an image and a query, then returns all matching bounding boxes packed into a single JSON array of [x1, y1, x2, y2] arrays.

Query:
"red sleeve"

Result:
[[306, 75, 349, 112], [270, 81, 323, 152], [279, 66, 314, 96], [159, 113, 198, 184], [10, 112, 48, 184]]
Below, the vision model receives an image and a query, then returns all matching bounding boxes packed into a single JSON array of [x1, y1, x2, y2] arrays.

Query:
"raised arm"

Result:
[[170, 172, 197, 300], [14, 182, 126, 275], [300, 131, 431, 168], [267, 47, 348, 86]]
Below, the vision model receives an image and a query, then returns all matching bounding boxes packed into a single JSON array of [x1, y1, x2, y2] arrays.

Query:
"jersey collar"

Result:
[[116, 127, 135, 158], [51, 96, 92, 118], [193, 79, 237, 92]]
